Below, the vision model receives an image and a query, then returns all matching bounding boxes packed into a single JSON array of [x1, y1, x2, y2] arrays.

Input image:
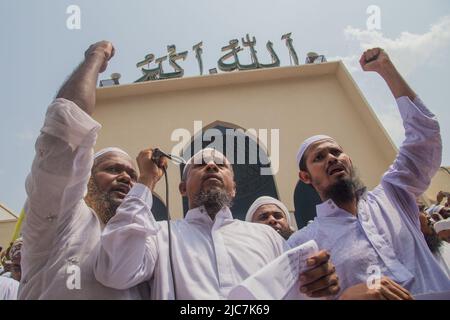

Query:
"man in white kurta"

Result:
[[19, 41, 148, 299], [433, 219, 450, 277], [95, 149, 341, 299], [288, 48, 450, 298]]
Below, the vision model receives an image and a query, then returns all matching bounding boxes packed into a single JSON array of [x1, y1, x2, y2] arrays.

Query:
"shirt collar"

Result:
[[185, 205, 233, 225], [316, 199, 344, 218], [316, 187, 368, 218]]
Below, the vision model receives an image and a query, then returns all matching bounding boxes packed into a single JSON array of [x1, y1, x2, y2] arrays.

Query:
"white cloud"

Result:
[[336, 16, 450, 76]]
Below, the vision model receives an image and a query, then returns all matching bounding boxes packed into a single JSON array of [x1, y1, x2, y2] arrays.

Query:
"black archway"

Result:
[[293, 180, 322, 229], [152, 193, 168, 221]]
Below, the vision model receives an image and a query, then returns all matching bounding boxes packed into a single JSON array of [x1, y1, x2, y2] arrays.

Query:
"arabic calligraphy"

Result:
[[218, 34, 281, 72], [135, 33, 320, 83]]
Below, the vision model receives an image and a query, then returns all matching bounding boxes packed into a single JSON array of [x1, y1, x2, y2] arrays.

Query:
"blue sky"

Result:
[[1, 0, 449, 213]]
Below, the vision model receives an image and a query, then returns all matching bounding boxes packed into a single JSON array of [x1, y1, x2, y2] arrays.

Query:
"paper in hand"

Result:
[[228, 240, 319, 300]]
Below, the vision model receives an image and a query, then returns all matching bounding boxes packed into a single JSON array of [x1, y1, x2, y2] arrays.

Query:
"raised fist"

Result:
[[84, 41, 115, 73], [136, 148, 168, 191], [359, 48, 392, 74]]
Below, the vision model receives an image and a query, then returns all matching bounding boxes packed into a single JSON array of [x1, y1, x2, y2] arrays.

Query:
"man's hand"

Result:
[[84, 41, 115, 73], [136, 148, 168, 191], [299, 250, 340, 298], [359, 48, 392, 74], [339, 276, 414, 300], [359, 47, 416, 100]]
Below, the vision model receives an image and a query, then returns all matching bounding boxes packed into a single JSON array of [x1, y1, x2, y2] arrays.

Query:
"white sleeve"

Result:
[[94, 183, 161, 290], [22, 98, 101, 257], [381, 97, 441, 198]]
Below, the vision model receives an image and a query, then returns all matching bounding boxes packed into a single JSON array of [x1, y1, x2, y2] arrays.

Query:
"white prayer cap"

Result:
[[94, 147, 130, 160], [182, 148, 229, 175], [296, 135, 335, 168], [434, 218, 450, 233], [245, 196, 293, 229]]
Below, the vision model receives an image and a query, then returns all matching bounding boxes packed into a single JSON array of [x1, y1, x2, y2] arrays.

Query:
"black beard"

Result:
[[86, 177, 119, 224], [195, 187, 233, 218], [424, 231, 443, 254], [323, 168, 365, 206], [278, 228, 294, 240]]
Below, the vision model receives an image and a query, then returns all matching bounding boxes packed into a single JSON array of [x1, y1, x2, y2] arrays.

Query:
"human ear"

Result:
[[231, 181, 236, 198], [179, 181, 187, 196], [299, 170, 312, 185]]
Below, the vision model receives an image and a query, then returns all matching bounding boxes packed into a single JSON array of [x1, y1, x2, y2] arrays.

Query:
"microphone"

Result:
[[151, 148, 186, 167]]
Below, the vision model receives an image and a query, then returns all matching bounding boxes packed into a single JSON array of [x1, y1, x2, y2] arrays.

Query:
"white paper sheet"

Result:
[[228, 240, 319, 300]]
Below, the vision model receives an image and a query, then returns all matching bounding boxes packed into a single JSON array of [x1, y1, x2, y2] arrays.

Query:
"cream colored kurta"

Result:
[[19, 99, 149, 299], [95, 184, 289, 299]]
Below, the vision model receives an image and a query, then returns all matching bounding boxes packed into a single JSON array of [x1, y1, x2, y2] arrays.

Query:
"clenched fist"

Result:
[[84, 41, 115, 73], [359, 48, 392, 74], [136, 148, 168, 191]]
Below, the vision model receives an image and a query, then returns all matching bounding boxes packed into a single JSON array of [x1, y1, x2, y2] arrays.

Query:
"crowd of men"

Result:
[[1, 41, 449, 300]]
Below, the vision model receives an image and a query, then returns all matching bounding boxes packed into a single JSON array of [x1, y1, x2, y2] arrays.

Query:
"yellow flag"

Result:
[[11, 208, 25, 242]]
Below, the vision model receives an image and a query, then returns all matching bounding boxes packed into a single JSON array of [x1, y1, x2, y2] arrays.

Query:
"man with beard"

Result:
[[94, 148, 340, 299], [0, 238, 22, 300], [417, 206, 450, 277], [288, 48, 450, 299], [19, 41, 149, 299], [435, 219, 450, 243], [245, 196, 295, 240]]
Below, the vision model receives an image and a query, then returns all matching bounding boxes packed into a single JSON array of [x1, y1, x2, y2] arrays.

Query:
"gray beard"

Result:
[[194, 187, 233, 218], [86, 177, 119, 224]]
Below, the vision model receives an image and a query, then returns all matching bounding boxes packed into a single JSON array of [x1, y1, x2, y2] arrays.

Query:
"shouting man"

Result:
[[288, 48, 450, 299], [95, 148, 340, 299]]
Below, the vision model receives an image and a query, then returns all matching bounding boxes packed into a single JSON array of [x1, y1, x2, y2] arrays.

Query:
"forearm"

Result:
[[379, 60, 416, 100], [56, 55, 103, 116]]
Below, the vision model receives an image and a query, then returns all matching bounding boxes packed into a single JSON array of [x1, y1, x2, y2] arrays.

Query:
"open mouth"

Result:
[[113, 191, 127, 198], [328, 165, 346, 176], [112, 184, 130, 197]]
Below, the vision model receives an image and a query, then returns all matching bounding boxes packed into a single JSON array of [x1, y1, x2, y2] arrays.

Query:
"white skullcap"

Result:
[[182, 148, 229, 175], [434, 218, 450, 233], [94, 147, 130, 160], [296, 135, 335, 168], [245, 196, 293, 229]]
